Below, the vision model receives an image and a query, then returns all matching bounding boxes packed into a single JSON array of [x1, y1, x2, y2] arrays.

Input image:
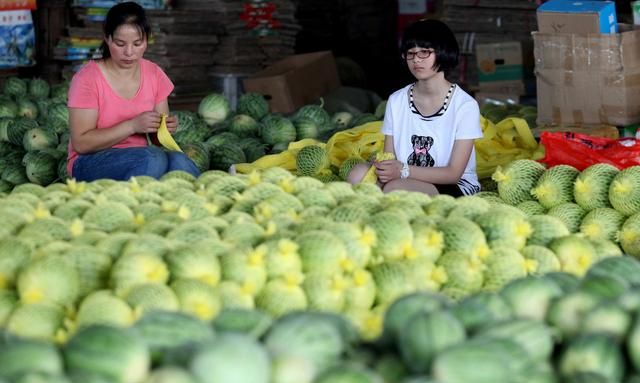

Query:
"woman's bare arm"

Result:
[[376, 139, 475, 184], [69, 107, 162, 154]]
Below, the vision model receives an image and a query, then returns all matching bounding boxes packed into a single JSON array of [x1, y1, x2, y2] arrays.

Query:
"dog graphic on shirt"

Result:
[[407, 135, 435, 167]]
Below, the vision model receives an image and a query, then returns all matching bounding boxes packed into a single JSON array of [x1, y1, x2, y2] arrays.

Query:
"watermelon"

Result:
[[296, 145, 330, 176], [23, 128, 58, 151], [0, 100, 18, 118], [46, 103, 69, 132], [609, 166, 640, 216], [229, 114, 260, 138], [294, 101, 331, 127], [24, 151, 59, 185], [35, 99, 51, 123], [205, 132, 240, 148], [198, 93, 231, 126], [64, 325, 150, 383], [208, 143, 246, 171], [3, 77, 27, 98], [28, 78, 50, 99], [294, 117, 320, 140], [174, 125, 210, 146], [261, 114, 296, 145], [133, 310, 214, 364], [190, 333, 270, 383], [0, 339, 63, 380], [50, 82, 69, 102], [558, 333, 624, 382], [237, 92, 269, 121], [398, 310, 466, 373], [238, 137, 267, 163], [16, 98, 38, 120], [181, 142, 210, 173], [173, 111, 198, 133], [0, 118, 13, 141], [9, 118, 38, 146], [2, 163, 29, 186]]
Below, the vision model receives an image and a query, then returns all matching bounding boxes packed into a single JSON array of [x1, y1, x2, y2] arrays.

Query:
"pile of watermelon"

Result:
[[175, 92, 385, 174], [0, 75, 386, 191], [4, 75, 640, 383], [3, 256, 640, 383], [0, 77, 70, 192]]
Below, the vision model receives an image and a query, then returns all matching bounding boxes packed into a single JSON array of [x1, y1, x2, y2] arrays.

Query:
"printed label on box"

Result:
[[0, 10, 35, 68], [476, 42, 524, 83], [0, 0, 36, 11]]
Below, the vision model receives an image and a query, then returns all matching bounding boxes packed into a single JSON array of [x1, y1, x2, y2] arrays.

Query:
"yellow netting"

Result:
[[234, 122, 384, 174], [234, 118, 545, 179]]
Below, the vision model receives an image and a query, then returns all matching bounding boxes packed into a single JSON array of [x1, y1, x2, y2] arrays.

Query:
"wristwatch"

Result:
[[400, 163, 410, 179]]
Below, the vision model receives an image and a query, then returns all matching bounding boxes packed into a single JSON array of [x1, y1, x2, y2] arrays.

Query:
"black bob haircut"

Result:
[[100, 1, 151, 59], [400, 19, 459, 75]]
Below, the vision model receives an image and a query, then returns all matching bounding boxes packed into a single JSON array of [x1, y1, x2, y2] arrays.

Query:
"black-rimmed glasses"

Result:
[[402, 49, 434, 61]]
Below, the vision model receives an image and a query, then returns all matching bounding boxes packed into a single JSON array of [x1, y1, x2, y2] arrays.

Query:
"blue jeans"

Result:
[[72, 146, 201, 182]]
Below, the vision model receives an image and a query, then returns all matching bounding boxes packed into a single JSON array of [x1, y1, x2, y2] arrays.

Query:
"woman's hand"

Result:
[[375, 159, 402, 184], [165, 114, 179, 134], [131, 111, 162, 134]]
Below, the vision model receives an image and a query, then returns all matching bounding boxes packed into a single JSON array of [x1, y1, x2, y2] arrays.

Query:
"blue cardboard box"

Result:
[[537, 0, 618, 34]]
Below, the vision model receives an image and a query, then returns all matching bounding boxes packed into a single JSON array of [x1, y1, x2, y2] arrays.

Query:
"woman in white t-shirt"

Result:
[[348, 19, 483, 196]]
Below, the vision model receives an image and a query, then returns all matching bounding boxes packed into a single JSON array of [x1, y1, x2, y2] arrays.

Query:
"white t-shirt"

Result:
[[380, 83, 483, 195]]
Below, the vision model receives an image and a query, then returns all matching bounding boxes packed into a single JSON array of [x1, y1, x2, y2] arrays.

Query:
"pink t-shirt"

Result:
[[66, 59, 174, 176]]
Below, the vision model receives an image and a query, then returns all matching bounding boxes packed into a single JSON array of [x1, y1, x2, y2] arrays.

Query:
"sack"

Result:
[[474, 116, 544, 179], [539, 131, 640, 171]]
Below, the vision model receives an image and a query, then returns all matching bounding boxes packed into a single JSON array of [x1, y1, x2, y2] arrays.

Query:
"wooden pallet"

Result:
[[532, 125, 620, 139]]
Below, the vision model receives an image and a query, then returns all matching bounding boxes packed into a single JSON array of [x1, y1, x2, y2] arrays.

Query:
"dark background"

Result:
[[13, 0, 639, 100]]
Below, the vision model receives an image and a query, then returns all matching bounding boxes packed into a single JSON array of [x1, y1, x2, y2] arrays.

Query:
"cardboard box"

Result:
[[477, 81, 526, 95], [537, 0, 618, 34], [242, 51, 341, 114], [476, 41, 525, 95], [476, 41, 524, 83], [533, 25, 640, 126]]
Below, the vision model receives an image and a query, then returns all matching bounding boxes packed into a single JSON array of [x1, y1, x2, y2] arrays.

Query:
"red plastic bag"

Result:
[[539, 131, 640, 171]]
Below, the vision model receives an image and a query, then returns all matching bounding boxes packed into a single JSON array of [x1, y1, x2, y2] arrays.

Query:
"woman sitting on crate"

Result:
[[66, 1, 200, 181], [348, 19, 482, 196]]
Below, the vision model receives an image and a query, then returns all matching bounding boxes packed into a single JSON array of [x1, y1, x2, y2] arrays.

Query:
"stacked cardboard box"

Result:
[[174, 0, 300, 76], [145, 8, 225, 96], [440, 0, 539, 99], [534, 1, 639, 126], [53, 0, 301, 99], [54, 4, 226, 96]]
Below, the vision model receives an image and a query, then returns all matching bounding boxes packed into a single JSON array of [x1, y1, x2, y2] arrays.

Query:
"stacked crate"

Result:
[[173, 0, 300, 75], [440, 0, 540, 91], [169, 0, 300, 109], [144, 8, 224, 96], [52, 1, 300, 99]]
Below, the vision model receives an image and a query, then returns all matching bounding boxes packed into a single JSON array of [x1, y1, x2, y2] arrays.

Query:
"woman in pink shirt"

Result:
[[67, 1, 200, 181]]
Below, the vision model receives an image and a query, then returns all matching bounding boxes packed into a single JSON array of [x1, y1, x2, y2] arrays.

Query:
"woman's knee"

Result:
[[382, 179, 404, 193], [383, 179, 439, 195], [132, 147, 168, 179], [167, 151, 201, 177], [346, 163, 370, 184]]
